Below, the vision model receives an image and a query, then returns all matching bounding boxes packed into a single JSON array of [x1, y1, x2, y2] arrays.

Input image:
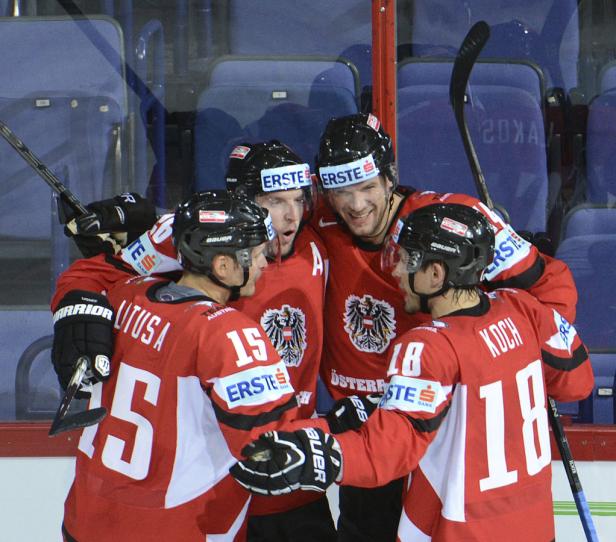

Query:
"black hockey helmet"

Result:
[[173, 190, 276, 276], [316, 113, 397, 190], [385, 203, 495, 288], [225, 140, 313, 200]]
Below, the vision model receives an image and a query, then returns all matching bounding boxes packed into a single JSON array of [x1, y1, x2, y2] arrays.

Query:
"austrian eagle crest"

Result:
[[344, 294, 396, 353], [260, 304, 307, 367]]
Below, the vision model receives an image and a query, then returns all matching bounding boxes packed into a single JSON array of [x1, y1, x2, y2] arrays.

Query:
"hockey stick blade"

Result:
[[49, 357, 107, 436], [0, 119, 89, 217], [49, 407, 107, 436], [449, 21, 494, 210]]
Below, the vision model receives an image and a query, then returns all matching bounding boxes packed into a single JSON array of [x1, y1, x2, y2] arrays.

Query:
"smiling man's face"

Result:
[[326, 175, 393, 240]]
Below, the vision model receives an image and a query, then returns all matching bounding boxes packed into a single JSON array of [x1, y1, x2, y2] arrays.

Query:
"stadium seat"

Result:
[[408, 0, 579, 92], [555, 234, 616, 351], [560, 205, 616, 239], [397, 59, 549, 232], [226, 0, 372, 90], [0, 17, 130, 301], [0, 310, 51, 420], [585, 90, 616, 204], [194, 57, 359, 190]]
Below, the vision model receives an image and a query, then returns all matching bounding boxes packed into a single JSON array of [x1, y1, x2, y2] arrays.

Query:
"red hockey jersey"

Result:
[[63, 276, 299, 542], [52, 218, 329, 518], [312, 189, 578, 400], [335, 288, 594, 542]]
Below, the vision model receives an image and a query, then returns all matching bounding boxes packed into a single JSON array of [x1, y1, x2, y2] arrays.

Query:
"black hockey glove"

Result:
[[52, 290, 115, 398], [325, 394, 381, 434], [62, 192, 157, 258], [230, 428, 342, 496]]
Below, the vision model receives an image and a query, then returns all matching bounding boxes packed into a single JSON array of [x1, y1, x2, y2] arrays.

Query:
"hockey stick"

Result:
[[449, 21, 598, 542], [449, 21, 494, 210], [0, 120, 89, 217], [49, 357, 107, 436], [0, 121, 109, 434], [547, 397, 598, 541]]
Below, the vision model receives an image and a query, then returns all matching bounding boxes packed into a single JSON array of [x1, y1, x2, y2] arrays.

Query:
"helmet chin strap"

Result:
[[207, 267, 250, 302], [409, 272, 450, 314]]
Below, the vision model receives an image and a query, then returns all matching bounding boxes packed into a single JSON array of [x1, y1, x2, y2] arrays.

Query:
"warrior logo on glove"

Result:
[[52, 290, 115, 397]]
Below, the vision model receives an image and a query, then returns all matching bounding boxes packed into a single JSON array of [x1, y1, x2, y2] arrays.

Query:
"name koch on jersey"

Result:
[[344, 294, 396, 353], [214, 361, 294, 409], [260, 304, 307, 367]]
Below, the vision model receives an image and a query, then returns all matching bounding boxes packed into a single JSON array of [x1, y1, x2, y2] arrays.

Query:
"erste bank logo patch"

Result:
[[122, 235, 160, 275], [546, 309, 577, 354], [380, 374, 446, 414], [214, 361, 293, 409]]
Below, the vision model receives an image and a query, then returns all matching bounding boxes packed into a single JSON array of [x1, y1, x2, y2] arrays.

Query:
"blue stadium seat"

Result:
[[555, 234, 616, 351], [397, 59, 549, 232], [0, 17, 130, 298], [408, 0, 579, 92], [226, 0, 372, 89], [0, 310, 52, 420], [585, 90, 616, 204], [598, 60, 616, 94], [0, 95, 124, 241], [194, 57, 359, 190], [561, 205, 616, 239]]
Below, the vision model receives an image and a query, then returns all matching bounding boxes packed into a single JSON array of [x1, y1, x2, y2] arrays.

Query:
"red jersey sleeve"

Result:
[[192, 306, 300, 458], [51, 253, 138, 310], [118, 213, 182, 276], [408, 191, 578, 320], [532, 300, 594, 402], [336, 329, 458, 487]]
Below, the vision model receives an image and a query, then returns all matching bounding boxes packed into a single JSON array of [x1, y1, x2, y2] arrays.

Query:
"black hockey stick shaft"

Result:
[[450, 21, 598, 542], [548, 397, 599, 541], [449, 21, 494, 210], [49, 356, 107, 436], [0, 119, 89, 217]]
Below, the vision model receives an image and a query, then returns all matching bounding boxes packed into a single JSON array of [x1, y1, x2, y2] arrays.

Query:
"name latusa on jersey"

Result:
[[114, 299, 171, 352]]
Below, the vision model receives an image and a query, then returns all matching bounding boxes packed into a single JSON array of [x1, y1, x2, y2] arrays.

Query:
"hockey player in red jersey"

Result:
[[52, 142, 338, 541], [54, 192, 301, 542], [310, 113, 580, 542], [230, 203, 594, 542]]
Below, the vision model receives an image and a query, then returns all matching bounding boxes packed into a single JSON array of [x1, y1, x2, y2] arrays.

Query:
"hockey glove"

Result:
[[325, 394, 381, 434], [63, 192, 157, 257], [52, 290, 114, 398], [230, 428, 342, 496]]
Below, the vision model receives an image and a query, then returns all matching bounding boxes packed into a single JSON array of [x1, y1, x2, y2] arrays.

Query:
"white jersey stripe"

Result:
[[397, 508, 431, 541], [418, 384, 467, 522], [166, 376, 235, 508]]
